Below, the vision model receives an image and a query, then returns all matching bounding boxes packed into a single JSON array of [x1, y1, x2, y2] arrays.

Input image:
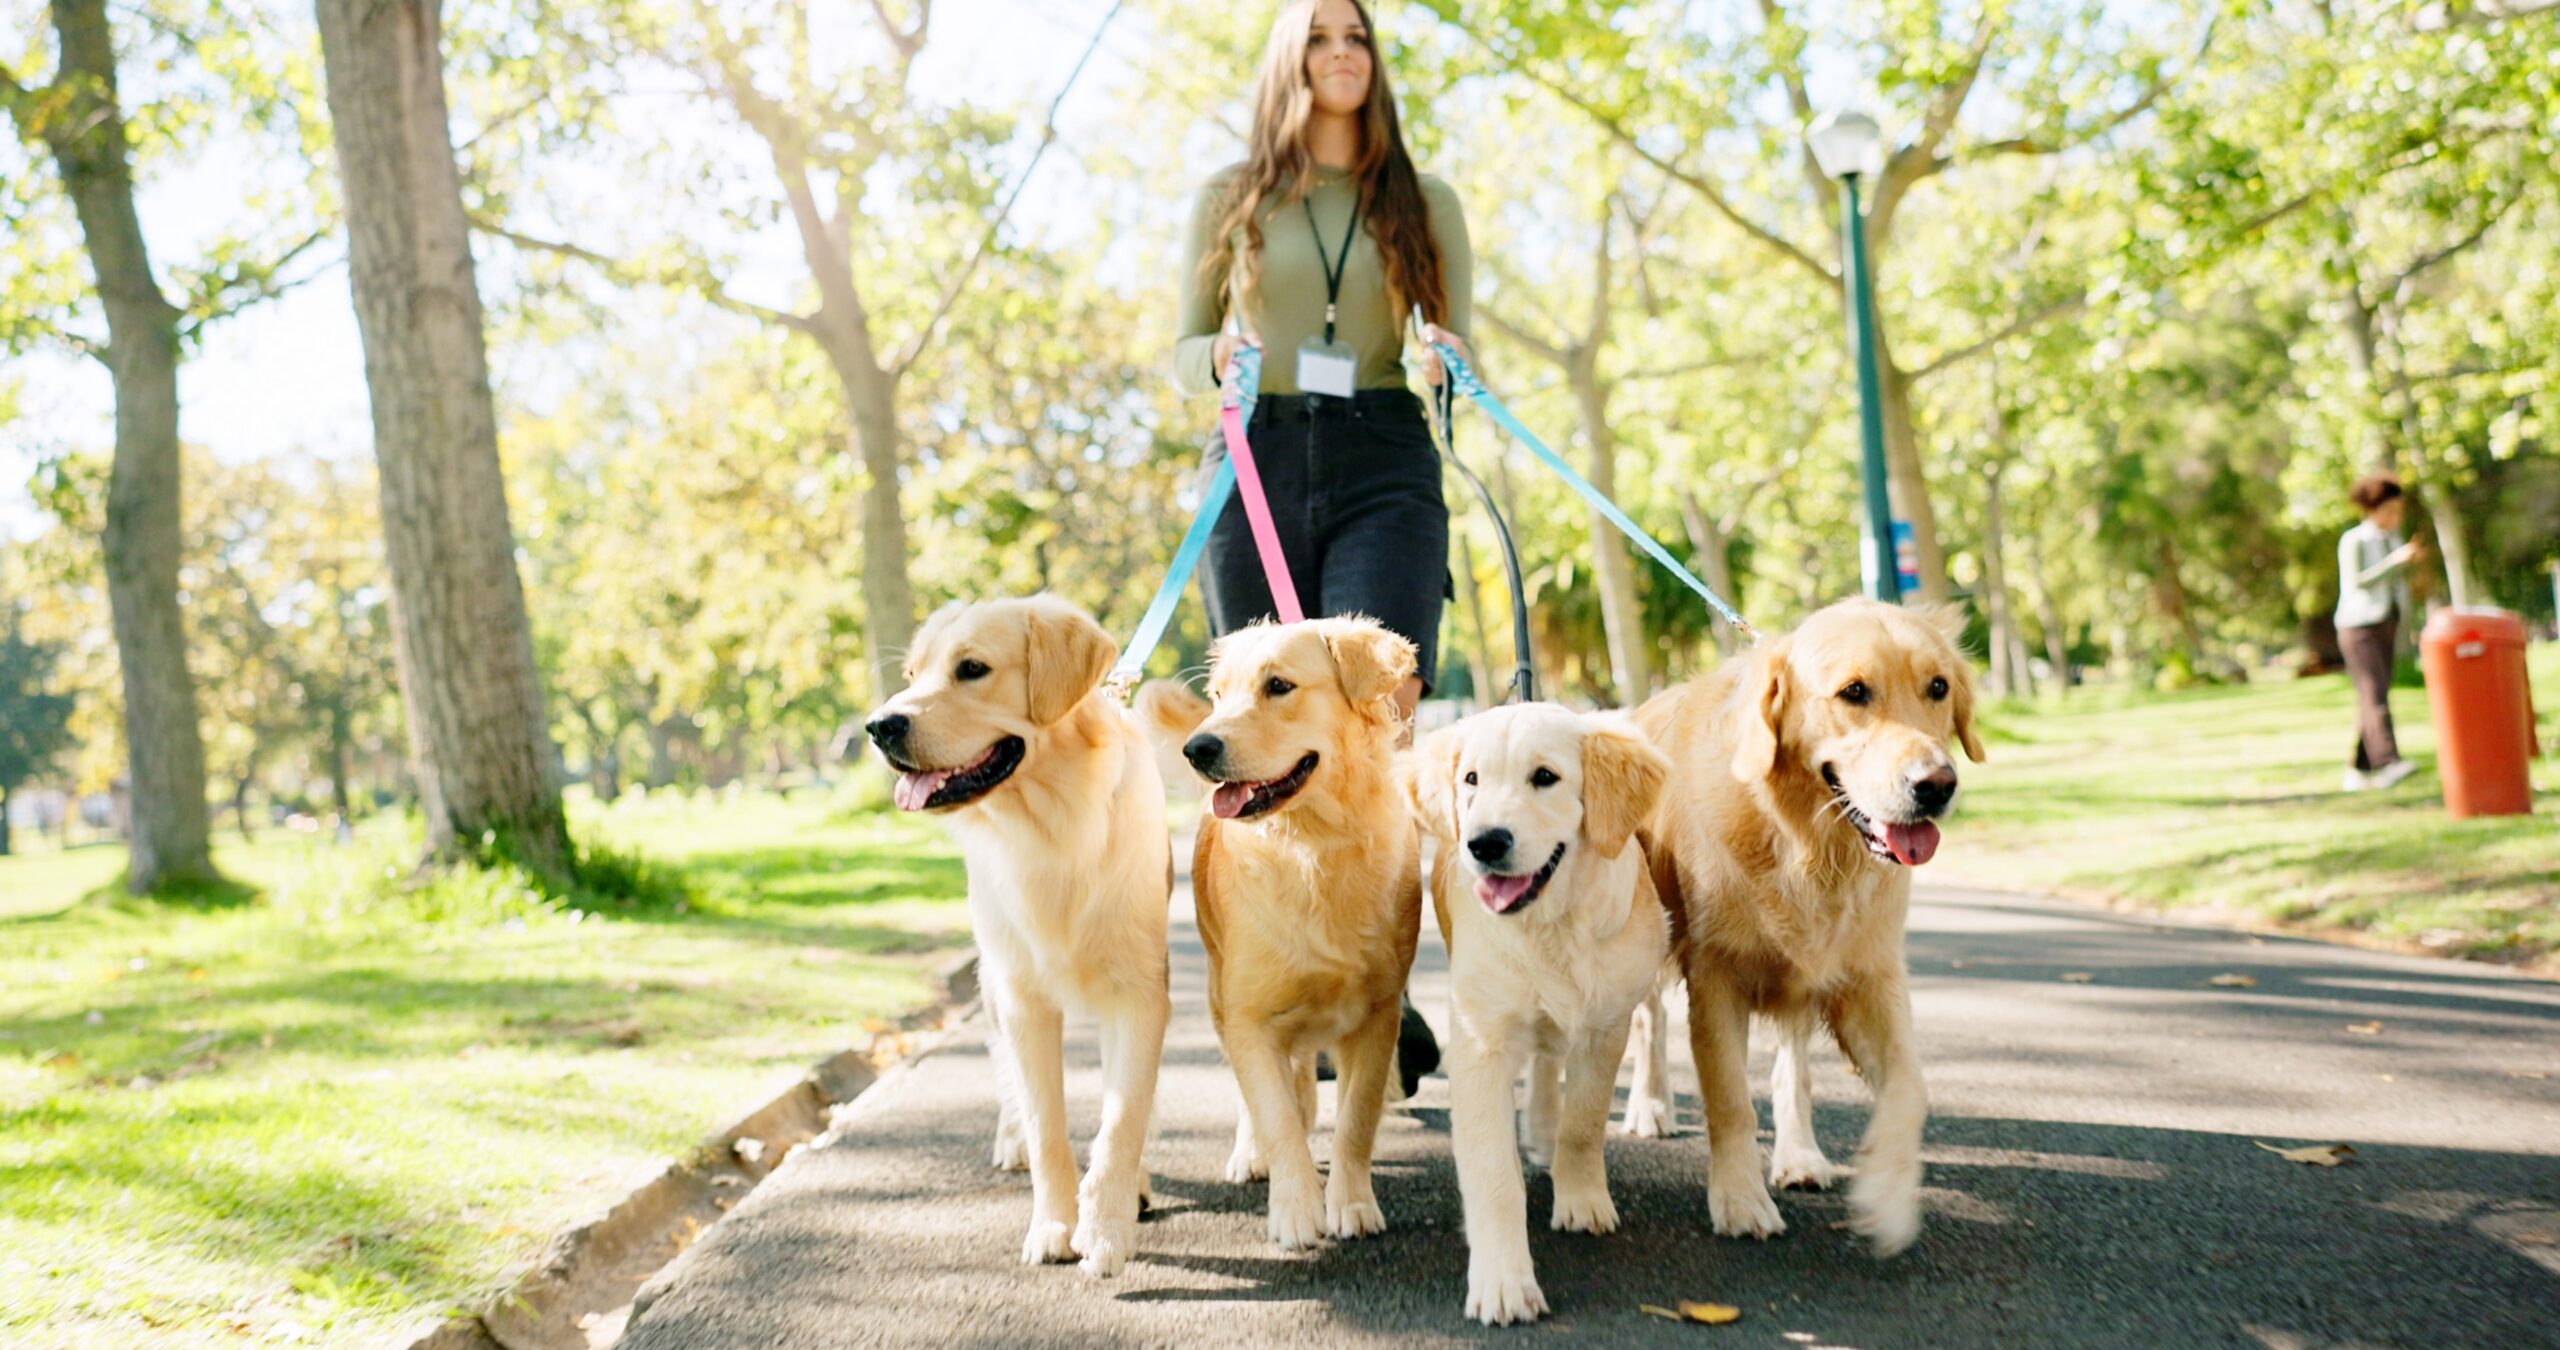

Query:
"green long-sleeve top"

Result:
[[1174, 162, 1473, 397]]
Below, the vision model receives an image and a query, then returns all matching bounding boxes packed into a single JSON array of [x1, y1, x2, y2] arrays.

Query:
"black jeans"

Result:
[[1199, 389, 1449, 692]]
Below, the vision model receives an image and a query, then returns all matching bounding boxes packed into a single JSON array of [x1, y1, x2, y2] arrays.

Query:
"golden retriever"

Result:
[[864, 596, 1171, 1277], [1139, 617, 1422, 1251], [1633, 598, 1983, 1256], [1410, 704, 1670, 1325]]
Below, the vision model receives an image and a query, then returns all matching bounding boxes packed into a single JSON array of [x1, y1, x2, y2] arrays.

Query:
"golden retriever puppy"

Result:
[[1139, 617, 1422, 1251], [1411, 704, 1670, 1325], [1633, 599, 1983, 1257], [864, 596, 1171, 1277]]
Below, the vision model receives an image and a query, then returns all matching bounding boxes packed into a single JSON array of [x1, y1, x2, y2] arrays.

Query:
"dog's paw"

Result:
[[1848, 1153, 1921, 1257], [1769, 1147, 1847, 1191], [1224, 1140, 1268, 1184], [1018, 1217, 1076, 1265], [1072, 1213, 1137, 1278], [1325, 1185, 1387, 1240], [1519, 1140, 1554, 1170], [1708, 1172, 1786, 1240], [1464, 1256, 1549, 1326], [1551, 1183, 1619, 1235], [1618, 1095, 1675, 1138], [1267, 1178, 1326, 1251], [991, 1123, 1029, 1172]]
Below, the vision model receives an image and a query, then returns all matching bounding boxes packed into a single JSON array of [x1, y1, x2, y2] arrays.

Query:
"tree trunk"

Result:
[[1452, 530, 1498, 707], [314, 0, 569, 877], [41, 0, 218, 892], [1979, 467, 2029, 696], [1877, 357, 1951, 603], [2416, 480, 2478, 610], [233, 773, 256, 842], [1, 781, 12, 858], [328, 697, 356, 822], [1569, 363, 1651, 705], [2028, 544, 2071, 694], [2153, 536, 2207, 660], [1676, 491, 1739, 657]]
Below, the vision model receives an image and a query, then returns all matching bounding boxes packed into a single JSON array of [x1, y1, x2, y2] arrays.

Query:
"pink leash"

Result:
[[1219, 345, 1304, 623]]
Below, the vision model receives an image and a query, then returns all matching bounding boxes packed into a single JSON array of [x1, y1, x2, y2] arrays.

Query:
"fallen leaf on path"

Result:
[[2509, 1070, 2549, 1080], [2256, 1141, 2354, 1166], [2060, 972, 2095, 983], [1640, 1305, 1683, 1322], [2345, 1021, 2381, 1035], [1678, 1301, 1743, 1325], [2207, 973, 2258, 988]]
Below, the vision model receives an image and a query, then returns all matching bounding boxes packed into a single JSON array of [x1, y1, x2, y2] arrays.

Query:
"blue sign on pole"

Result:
[[1892, 520, 1919, 596]]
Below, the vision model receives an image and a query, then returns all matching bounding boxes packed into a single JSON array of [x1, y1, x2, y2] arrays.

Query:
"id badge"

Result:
[[1296, 338, 1357, 398]]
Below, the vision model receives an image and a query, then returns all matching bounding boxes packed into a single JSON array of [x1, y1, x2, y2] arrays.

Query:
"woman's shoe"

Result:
[[2341, 767, 2373, 792]]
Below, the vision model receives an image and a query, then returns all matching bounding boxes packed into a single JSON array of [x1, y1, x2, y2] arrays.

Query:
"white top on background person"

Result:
[[2334, 499, 2418, 630]]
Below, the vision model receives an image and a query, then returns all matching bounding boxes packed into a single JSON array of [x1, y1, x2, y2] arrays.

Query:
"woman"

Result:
[[2334, 473, 2425, 791], [1173, 0, 1474, 728], [1173, 0, 1473, 1087]]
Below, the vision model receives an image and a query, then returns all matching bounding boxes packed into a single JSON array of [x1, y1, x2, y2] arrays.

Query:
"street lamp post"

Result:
[[1809, 110, 1900, 604]]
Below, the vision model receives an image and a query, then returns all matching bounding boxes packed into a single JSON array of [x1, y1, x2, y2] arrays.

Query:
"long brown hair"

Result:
[[1195, 0, 1449, 328]]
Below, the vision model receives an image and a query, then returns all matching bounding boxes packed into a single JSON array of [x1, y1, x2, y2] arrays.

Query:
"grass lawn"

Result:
[[1942, 641, 2559, 968], [0, 787, 967, 1348]]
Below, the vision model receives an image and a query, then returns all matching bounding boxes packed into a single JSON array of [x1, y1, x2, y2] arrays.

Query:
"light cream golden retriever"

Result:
[[1410, 703, 1670, 1325], [1633, 598, 1982, 1257], [1140, 617, 1422, 1251], [864, 596, 1170, 1277]]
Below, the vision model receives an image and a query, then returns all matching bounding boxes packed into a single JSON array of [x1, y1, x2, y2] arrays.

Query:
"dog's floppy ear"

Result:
[[1581, 720, 1669, 859], [1408, 726, 1464, 839], [1321, 618, 1417, 711], [1730, 643, 1792, 783], [1022, 598, 1116, 726], [1950, 663, 1987, 764]]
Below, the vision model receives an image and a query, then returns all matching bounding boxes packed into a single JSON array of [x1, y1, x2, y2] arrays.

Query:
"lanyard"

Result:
[[1304, 193, 1360, 345]]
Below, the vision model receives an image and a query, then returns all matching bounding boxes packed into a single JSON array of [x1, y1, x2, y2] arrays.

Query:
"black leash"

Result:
[[1431, 376, 1538, 705]]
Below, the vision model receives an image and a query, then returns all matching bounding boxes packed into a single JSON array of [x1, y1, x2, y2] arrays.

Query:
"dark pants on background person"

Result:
[[1198, 389, 1449, 691], [2339, 615, 2400, 770]]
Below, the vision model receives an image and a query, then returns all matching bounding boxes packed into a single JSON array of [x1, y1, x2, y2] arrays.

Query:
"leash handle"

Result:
[[1419, 322, 1760, 646], [1217, 345, 1304, 624]]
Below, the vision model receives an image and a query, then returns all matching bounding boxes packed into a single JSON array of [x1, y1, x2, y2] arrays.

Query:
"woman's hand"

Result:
[[1214, 329, 1263, 384], [1416, 323, 1470, 388]]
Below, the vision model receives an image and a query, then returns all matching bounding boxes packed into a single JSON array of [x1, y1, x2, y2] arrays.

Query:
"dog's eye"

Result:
[[1263, 676, 1296, 698], [955, 659, 991, 681], [1838, 680, 1871, 706], [1928, 676, 1950, 701], [1462, 771, 1477, 786], [1530, 767, 1560, 788]]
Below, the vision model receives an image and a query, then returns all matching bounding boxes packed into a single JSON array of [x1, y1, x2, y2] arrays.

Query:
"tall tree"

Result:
[[312, 0, 569, 874], [1, 0, 220, 889]]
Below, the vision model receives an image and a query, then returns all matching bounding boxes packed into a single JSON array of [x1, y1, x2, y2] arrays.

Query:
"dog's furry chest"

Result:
[[1704, 860, 1908, 1005], [1449, 863, 1663, 1043]]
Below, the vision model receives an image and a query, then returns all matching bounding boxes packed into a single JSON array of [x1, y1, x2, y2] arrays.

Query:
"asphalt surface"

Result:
[[620, 869, 2560, 1349]]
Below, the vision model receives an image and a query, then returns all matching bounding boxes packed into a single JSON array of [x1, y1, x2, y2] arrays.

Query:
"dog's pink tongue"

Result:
[[893, 770, 951, 812], [1211, 782, 1253, 819], [1474, 872, 1537, 914], [1883, 820, 1941, 866]]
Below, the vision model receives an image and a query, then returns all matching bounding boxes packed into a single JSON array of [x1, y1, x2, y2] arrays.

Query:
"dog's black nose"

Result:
[[1911, 767, 1958, 817], [1467, 828, 1514, 865], [865, 713, 909, 752], [1183, 734, 1224, 773]]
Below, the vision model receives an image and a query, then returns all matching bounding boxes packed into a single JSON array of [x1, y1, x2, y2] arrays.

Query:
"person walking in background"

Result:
[[2336, 473, 2426, 792]]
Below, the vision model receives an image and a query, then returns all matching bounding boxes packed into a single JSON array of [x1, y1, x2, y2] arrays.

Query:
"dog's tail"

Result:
[[1135, 679, 1209, 745]]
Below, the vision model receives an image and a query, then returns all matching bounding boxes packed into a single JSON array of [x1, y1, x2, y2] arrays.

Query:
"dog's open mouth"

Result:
[[1821, 764, 1938, 867], [1208, 752, 1319, 820], [890, 736, 1026, 812], [1473, 841, 1567, 915]]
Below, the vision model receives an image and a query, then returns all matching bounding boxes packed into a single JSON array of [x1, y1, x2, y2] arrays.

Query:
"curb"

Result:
[[399, 950, 981, 1350]]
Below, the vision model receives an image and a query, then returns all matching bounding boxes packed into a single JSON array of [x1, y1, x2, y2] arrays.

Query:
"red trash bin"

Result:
[[2418, 608, 2538, 818]]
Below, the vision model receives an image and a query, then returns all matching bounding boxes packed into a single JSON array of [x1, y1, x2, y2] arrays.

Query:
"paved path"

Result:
[[621, 878, 2560, 1348]]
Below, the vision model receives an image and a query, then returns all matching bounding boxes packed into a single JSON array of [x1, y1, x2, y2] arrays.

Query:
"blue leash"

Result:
[[1420, 322, 1759, 645], [1108, 348, 1259, 690]]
